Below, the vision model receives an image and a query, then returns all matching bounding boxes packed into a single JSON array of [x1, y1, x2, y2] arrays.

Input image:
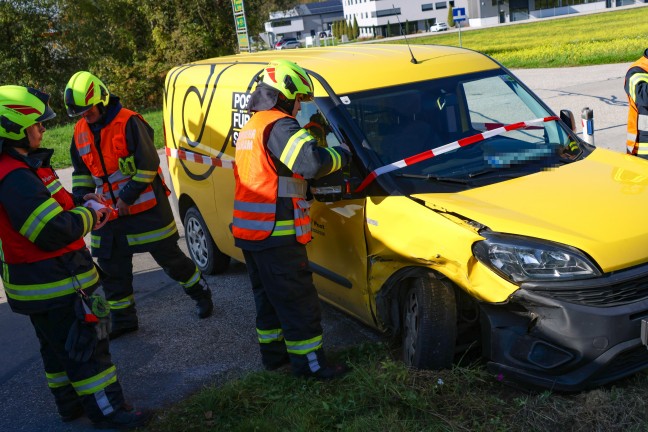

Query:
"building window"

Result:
[[373, 7, 401, 18], [435, 2, 447, 9], [422, 3, 434, 10], [271, 20, 291, 28]]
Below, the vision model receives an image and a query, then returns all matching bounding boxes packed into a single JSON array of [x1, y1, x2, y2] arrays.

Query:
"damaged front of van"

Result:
[[332, 52, 648, 392]]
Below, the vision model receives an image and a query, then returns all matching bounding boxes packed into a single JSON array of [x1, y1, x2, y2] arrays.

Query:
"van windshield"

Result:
[[340, 69, 577, 185]]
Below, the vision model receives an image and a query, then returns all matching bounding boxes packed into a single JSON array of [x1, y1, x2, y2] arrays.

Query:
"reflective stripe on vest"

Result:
[[233, 110, 312, 244], [625, 58, 648, 157], [73, 108, 162, 216], [3, 267, 99, 302], [0, 153, 88, 270]]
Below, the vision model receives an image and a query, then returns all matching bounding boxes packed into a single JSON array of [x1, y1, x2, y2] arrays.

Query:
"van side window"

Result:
[[296, 101, 342, 149]]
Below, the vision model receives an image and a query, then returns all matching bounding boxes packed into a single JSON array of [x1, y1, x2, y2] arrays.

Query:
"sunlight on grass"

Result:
[[392, 7, 648, 68]]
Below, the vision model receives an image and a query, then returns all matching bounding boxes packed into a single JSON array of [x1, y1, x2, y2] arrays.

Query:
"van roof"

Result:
[[188, 44, 500, 95]]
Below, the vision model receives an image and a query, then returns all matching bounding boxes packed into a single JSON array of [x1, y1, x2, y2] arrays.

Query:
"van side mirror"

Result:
[[560, 109, 575, 131]]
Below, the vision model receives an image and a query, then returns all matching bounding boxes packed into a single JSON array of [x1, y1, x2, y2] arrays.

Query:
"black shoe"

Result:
[[187, 277, 213, 319], [264, 354, 290, 371], [60, 404, 85, 423], [295, 363, 350, 381], [195, 295, 213, 319], [109, 324, 139, 340], [93, 407, 152, 430]]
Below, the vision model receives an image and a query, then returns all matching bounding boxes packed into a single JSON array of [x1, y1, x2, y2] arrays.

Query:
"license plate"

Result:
[[642, 319, 648, 347]]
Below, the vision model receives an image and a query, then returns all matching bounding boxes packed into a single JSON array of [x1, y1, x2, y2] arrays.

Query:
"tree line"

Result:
[[1, 0, 293, 125]]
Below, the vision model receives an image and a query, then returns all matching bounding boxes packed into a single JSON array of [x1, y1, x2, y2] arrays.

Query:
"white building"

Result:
[[264, 1, 344, 44], [341, 0, 640, 33], [342, 0, 465, 37]]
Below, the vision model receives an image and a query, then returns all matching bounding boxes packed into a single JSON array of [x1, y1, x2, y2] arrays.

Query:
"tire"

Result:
[[184, 206, 230, 275], [402, 273, 457, 369]]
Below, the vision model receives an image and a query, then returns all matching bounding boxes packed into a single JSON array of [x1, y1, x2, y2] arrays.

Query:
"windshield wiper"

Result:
[[395, 173, 469, 184]]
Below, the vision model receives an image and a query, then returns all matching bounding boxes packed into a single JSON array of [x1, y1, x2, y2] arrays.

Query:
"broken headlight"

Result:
[[472, 232, 601, 284]]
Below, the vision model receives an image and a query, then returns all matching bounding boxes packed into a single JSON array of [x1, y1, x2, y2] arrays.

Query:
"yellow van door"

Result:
[[308, 198, 372, 325]]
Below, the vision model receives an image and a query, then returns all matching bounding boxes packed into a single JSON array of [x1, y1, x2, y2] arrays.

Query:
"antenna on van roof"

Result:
[[393, 4, 418, 64]]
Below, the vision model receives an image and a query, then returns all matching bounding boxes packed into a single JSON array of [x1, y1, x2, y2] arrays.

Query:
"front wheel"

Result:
[[184, 206, 230, 275], [402, 273, 457, 369]]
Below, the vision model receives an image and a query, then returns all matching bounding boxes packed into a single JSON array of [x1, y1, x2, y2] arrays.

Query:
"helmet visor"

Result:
[[64, 88, 92, 117]]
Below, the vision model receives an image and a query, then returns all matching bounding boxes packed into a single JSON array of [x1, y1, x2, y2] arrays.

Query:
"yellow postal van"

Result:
[[163, 44, 648, 391]]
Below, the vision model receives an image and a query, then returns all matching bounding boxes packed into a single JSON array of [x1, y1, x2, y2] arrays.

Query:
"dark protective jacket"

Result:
[[233, 108, 348, 251], [0, 148, 99, 315], [71, 97, 179, 259], [624, 48, 648, 159]]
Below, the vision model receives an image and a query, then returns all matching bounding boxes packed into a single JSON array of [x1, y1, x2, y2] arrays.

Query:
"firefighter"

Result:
[[64, 71, 213, 339], [624, 48, 648, 159], [233, 59, 351, 379], [0, 85, 150, 428]]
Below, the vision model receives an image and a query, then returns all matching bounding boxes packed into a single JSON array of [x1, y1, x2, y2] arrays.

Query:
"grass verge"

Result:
[[147, 342, 648, 432], [390, 7, 648, 68]]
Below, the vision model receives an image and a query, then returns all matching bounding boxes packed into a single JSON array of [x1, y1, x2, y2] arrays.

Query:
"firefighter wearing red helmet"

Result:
[[64, 71, 214, 339]]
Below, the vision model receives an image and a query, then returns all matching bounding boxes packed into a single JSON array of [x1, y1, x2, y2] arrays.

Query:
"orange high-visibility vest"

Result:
[[0, 153, 87, 264], [73, 108, 158, 216], [233, 109, 311, 244], [625, 55, 648, 157]]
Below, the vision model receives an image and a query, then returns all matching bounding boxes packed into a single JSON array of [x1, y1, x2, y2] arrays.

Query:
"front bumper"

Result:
[[481, 263, 648, 392]]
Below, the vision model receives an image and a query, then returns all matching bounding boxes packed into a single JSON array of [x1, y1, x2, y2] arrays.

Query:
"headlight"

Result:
[[472, 232, 601, 284]]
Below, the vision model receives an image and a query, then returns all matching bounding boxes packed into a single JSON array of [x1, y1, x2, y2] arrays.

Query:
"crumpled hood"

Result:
[[411, 149, 648, 272]]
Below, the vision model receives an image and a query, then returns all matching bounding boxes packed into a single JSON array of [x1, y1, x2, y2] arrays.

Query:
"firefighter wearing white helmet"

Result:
[[64, 71, 214, 340], [233, 59, 351, 379], [0, 85, 151, 429]]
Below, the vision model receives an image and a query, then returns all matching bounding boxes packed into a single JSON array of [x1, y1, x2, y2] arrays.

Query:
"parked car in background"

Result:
[[430, 22, 449, 32], [276, 38, 300, 49]]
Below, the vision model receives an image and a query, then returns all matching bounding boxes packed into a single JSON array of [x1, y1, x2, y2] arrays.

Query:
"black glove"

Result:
[[65, 319, 98, 363], [64, 296, 99, 363]]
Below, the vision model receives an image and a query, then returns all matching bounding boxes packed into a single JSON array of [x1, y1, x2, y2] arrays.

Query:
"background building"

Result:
[[264, 0, 344, 45], [340, 0, 640, 31]]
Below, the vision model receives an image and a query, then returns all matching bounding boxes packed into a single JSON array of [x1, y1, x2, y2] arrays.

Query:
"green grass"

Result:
[[44, 109, 163, 169], [147, 342, 648, 432], [389, 6, 648, 68]]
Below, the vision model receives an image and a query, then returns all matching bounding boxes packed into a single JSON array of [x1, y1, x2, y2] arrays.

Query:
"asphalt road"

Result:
[[0, 62, 633, 431]]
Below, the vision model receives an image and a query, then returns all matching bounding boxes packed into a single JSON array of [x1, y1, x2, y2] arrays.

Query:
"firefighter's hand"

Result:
[[83, 193, 106, 204], [116, 198, 131, 216], [92, 207, 110, 230]]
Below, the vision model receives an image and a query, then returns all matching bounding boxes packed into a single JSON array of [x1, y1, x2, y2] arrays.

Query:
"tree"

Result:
[[352, 16, 359, 39], [386, 20, 391, 38], [447, 8, 455, 27]]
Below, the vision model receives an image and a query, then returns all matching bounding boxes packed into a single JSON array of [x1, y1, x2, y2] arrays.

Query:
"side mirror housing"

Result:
[[560, 109, 575, 131]]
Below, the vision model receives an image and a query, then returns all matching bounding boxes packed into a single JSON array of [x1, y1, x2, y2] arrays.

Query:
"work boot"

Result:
[[53, 383, 85, 422], [186, 277, 213, 319], [290, 349, 350, 381], [109, 306, 139, 340], [92, 406, 152, 430], [261, 341, 290, 371]]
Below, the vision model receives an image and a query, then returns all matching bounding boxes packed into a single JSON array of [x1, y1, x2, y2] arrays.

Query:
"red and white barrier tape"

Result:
[[354, 116, 559, 193], [165, 147, 234, 169]]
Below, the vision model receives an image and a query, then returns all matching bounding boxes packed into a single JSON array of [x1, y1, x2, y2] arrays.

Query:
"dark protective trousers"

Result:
[[98, 235, 198, 323], [30, 305, 125, 422], [243, 244, 324, 372]]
